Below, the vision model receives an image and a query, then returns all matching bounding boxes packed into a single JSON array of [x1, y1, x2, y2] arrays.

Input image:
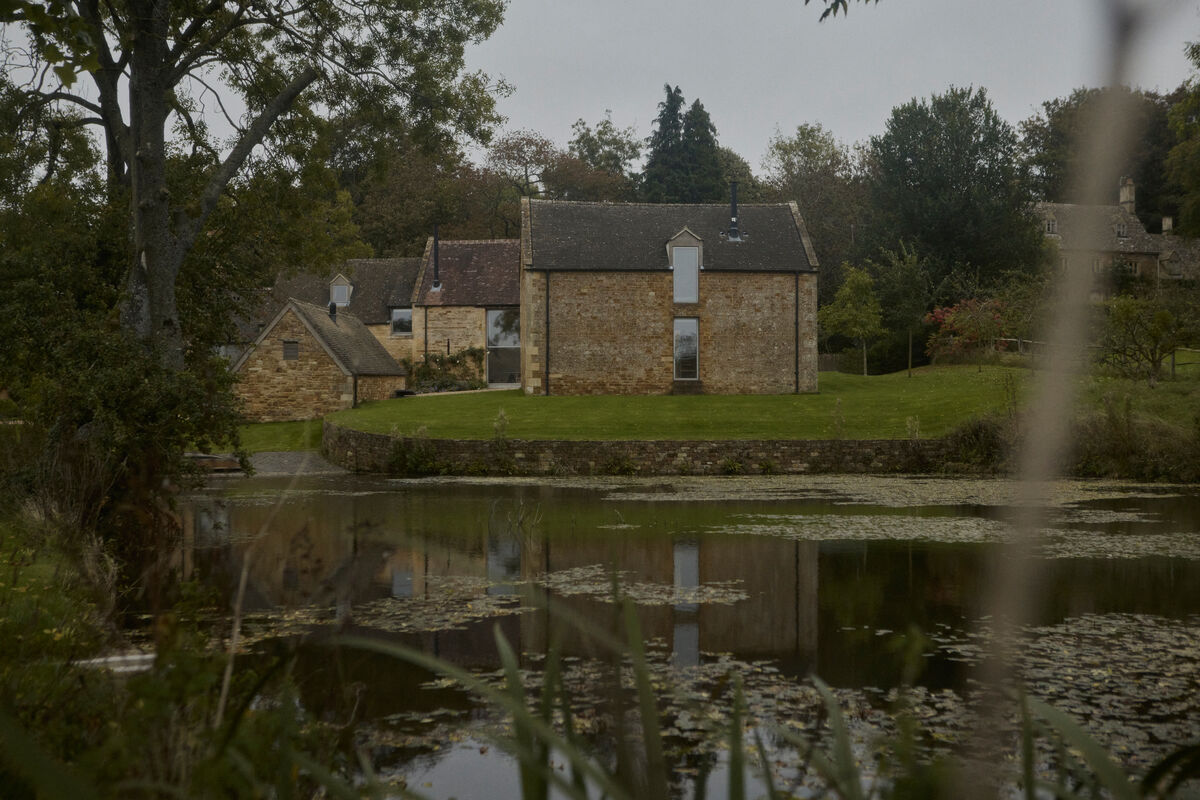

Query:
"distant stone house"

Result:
[[232, 299, 407, 422], [1035, 178, 1199, 296], [411, 238, 522, 386], [518, 198, 819, 395]]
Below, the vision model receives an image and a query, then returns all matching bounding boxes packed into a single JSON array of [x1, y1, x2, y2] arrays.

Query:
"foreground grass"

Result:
[[329, 365, 1026, 441]]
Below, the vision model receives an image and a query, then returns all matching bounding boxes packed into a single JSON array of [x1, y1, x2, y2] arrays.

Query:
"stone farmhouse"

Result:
[[232, 299, 407, 422], [518, 197, 820, 395], [1036, 178, 1200, 298], [411, 237, 522, 386]]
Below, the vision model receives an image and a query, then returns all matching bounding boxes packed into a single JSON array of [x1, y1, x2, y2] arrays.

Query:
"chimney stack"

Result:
[[1119, 176, 1136, 215], [728, 181, 740, 241], [328, 301, 337, 321]]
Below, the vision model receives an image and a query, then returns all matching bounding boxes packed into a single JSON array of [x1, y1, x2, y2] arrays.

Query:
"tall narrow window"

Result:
[[673, 246, 699, 303], [674, 318, 698, 380], [486, 308, 521, 384]]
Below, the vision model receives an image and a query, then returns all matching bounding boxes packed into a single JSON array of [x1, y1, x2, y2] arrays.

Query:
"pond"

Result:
[[182, 474, 1200, 797]]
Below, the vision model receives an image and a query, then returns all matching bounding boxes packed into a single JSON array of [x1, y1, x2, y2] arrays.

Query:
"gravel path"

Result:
[[246, 450, 346, 476]]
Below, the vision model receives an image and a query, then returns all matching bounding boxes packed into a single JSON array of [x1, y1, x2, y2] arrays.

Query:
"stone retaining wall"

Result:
[[323, 421, 952, 476]]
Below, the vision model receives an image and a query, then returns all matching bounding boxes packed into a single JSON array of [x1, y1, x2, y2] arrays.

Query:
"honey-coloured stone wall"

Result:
[[235, 309, 353, 422], [520, 269, 817, 395]]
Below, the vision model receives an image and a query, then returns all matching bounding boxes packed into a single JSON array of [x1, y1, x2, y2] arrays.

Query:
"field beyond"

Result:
[[324, 365, 1025, 442]]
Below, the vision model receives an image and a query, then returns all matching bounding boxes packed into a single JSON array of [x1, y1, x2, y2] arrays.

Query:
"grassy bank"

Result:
[[328, 365, 1025, 441]]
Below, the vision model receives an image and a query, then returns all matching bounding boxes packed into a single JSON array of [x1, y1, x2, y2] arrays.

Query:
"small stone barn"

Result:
[[412, 238, 522, 386], [518, 198, 819, 395], [233, 299, 407, 422]]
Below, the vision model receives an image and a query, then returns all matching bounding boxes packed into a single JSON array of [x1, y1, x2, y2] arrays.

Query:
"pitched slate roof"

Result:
[[414, 239, 521, 307], [525, 200, 819, 272], [272, 258, 422, 324], [284, 300, 405, 376], [1036, 202, 1160, 255], [231, 299, 405, 376], [1154, 234, 1200, 279]]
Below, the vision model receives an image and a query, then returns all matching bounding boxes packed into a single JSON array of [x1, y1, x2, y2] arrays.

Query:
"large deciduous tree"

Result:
[[868, 86, 1043, 300], [1167, 42, 1200, 235], [762, 123, 869, 305], [1, 0, 505, 369]]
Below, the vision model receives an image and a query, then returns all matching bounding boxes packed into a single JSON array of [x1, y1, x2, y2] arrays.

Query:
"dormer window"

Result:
[[1116, 222, 1128, 238], [329, 274, 352, 306], [673, 246, 699, 303], [667, 228, 702, 304], [1045, 218, 1057, 234]]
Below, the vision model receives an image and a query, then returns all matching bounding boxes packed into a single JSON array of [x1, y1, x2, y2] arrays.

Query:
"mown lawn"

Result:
[[327, 365, 1026, 441], [237, 419, 323, 453]]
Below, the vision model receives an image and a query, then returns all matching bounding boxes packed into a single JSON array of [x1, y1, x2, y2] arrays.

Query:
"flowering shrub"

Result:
[[925, 298, 1006, 364]]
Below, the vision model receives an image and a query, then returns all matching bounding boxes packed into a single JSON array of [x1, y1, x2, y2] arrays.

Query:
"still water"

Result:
[[184, 475, 1200, 796]]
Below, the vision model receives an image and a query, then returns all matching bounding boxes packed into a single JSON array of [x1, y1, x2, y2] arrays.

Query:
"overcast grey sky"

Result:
[[464, 0, 1200, 170]]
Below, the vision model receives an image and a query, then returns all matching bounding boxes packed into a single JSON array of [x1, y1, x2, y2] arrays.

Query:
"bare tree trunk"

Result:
[[907, 328, 913, 378], [861, 338, 868, 376]]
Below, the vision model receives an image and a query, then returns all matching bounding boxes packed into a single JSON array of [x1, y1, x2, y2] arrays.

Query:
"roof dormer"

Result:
[[329, 273, 352, 307]]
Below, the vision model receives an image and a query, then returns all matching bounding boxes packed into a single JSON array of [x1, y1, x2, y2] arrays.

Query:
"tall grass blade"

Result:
[[810, 677, 867, 800], [622, 599, 670, 799], [334, 633, 633, 800], [728, 676, 746, 800], [497, 627, 548, 800], [1020, 689, 1036, 800], [1142, 743, 1200, 798], [1028, 697, 1138, 800], [753, 727, 783, 800]]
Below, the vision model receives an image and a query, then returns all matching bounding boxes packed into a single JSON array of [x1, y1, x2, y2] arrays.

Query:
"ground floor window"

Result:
[[487, 308, 520, 384], [674, 318, 698, 380]]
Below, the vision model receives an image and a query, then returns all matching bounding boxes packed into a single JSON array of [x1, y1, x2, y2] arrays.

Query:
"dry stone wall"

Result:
[[323, 421, 949, 476]]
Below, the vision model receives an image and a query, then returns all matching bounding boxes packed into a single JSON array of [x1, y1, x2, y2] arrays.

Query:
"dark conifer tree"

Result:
[[680, 99, 725, 202], [641, 84, 686, 202]]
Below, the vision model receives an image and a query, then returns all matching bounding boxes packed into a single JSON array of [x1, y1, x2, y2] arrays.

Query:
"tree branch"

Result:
[[176, 65, 319, 252]]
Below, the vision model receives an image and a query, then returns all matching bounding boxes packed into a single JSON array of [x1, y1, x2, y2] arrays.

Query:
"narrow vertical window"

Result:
[[674, 318, 698, 380], [673, 246, 699, 303]]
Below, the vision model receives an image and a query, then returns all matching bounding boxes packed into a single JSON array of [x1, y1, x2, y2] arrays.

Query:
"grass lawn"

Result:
[[237, 419, 323, 453], [327, 365, 1026, 441]]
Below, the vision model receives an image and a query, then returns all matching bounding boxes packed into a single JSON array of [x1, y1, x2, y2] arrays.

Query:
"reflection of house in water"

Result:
[[184, 491, 820, 672]]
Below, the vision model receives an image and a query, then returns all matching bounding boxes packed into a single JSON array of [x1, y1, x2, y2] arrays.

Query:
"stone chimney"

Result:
[[328, 301, 337, 321], [1119, 176, 1136, 215]]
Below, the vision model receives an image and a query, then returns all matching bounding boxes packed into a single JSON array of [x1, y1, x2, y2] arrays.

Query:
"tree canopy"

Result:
[[868, 86, 1043, 300], [641, 85, 729, 203], [2, 0, 506, 368], [1021, 86, 1179, 231]]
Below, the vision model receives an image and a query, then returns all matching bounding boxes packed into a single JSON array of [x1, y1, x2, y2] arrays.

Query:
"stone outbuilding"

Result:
[[412, 238, 522, 386], [232, 299, 407, 422], [268, 258, 422, 363], [518, 197, 820, 395]]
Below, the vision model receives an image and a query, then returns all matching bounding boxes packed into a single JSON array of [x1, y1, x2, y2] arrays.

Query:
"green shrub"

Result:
[[386, 427, 445, 476]]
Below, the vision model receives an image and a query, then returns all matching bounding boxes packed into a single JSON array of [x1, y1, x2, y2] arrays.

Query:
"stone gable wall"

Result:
[[324, 421, 948, 476], [520, 269, 818, 395], [235, 310, 352, 421]]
